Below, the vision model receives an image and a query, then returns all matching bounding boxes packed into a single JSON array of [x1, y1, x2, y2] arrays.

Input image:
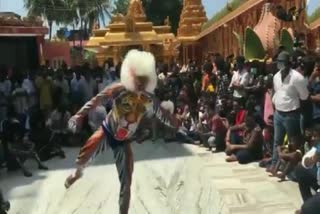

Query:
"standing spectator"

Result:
[[22, 71, 38, 110], [0, 66, 11, 122], [229, 56, 250, 104], [35, 70, 53, 113], [263, 74, 274, 126], [269, 51, 309, 173], [225, 114, 263, 164], [309, 58, 320, 124], [215, 56, 230, 100], [70, 69, 85, 109], [11, 78, 28, 124], [53, 69, 69, 108], [201, 62, 213, 92]]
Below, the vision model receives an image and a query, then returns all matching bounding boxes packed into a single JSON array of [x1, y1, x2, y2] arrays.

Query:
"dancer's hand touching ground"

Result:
[[65, 168, 83, 189]]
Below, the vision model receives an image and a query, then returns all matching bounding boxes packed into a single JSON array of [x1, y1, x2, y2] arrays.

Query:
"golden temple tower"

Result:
[[177, 0, 207, 64], [85, 0, 178, 65], [126, 0, 147, 22], [177, 0, 207, 40]]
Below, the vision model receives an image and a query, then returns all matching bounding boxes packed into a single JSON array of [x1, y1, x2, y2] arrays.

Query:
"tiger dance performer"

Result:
[[64, 50, 179, 214]]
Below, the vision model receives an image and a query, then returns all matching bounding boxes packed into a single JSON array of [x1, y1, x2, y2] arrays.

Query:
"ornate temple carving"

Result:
[[0, 12, 43, 27], [85, 0, 179, 65], [127, 0, 147, 22], [254, 3, 281, 55], [177, 0, 207, 40]]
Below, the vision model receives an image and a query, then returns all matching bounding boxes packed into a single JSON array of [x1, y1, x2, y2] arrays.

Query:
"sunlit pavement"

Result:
[[0, 141, 301, 214]]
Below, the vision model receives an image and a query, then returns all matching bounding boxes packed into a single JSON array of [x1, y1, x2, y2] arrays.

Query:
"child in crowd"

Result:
[[259, 115, 274, 168], [202, 106, 228, 152], [301, 124, 320, 191]]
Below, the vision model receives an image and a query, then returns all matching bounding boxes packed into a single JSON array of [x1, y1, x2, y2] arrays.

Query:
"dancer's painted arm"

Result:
[[76, 83, 123, 118], [69, 83, 123, 132]]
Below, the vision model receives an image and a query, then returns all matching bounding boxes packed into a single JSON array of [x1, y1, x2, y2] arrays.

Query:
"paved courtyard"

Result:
[[0, 141, 301, 214]]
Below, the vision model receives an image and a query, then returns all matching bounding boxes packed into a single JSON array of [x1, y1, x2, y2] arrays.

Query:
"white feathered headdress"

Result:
[[120, 49, 157, 93]]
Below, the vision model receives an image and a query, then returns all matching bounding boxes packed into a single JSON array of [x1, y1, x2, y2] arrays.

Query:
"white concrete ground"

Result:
[[0, 141, 302, 214]]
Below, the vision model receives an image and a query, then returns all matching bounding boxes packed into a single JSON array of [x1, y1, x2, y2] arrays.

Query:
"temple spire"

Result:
[[126, 0, 146, 22], [177, 0, 207, 39]]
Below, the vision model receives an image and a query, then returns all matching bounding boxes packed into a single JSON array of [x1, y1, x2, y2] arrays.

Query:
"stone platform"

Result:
[[0, 141, 301, 214]]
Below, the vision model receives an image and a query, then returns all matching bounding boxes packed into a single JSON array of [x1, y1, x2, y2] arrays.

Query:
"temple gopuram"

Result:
[[86, 0, 179, 65], [177, 0, 208, 64], [85, 0, 318, 65], [196, 0, 308, 61], [0, 12, 48, 69]]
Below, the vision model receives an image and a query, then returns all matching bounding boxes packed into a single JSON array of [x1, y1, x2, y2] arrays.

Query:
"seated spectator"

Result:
[[29, 109, 65, 161], [259, 115, 274, 168], [2, 116, 48, 177], [295, 124, 320, 214], [226, 99, 246, 144], [208, 108, 228, 152], [225, 114, 263, 164], [272, 136, 303, 181], [46, 105, 71, 147]]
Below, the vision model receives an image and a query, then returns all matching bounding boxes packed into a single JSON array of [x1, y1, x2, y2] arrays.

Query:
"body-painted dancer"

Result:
[[64, 50, 179, 214]]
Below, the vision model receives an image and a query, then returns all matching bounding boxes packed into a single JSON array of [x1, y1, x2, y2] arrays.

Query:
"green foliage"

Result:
[[280, 29, 294, 54], [308, 6, 320, 24], [202, 0, 247, 30], [244, 27, 266, 61], [112, 0, 183, 34], [24, 0, 66, 39], [113, 0, 130, 15], [142, 0, 183, 34], [24, 0, 113, 39]]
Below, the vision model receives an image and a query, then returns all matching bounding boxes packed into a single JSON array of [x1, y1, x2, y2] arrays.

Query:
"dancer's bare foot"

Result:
[[65, 169, 82, 189], [295, 209, 301, 214]]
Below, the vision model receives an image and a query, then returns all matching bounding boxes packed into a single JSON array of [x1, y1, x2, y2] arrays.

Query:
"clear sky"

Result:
[[0, 0, 319, 33]]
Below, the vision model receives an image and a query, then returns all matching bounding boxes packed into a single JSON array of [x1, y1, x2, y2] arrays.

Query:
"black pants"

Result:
[[301, 193, 320, 214], [295, 164, 319, 202], [111, 143, 133, 214]]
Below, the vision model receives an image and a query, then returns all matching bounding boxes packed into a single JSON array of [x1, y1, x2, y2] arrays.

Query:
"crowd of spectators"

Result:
[[0, 46, 320, 213]]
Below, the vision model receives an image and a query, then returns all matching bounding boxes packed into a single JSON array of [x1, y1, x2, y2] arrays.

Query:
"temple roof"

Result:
[[177, 0, 207, 42], [86, 0, 177, 48], [197, 0, 264, 39], [310, 18, 320, 31], [0, 12, 48, 35]]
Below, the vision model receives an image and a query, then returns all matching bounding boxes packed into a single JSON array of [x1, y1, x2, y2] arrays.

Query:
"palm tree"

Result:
[[63, 0, 113, 46], [24, 0, 65, 40]]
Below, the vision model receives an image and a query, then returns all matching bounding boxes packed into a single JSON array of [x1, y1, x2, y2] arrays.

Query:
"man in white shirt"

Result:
[[271, 51, 309, 169], [22, 71, 37, 109], [229, 56, 250, 103]]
